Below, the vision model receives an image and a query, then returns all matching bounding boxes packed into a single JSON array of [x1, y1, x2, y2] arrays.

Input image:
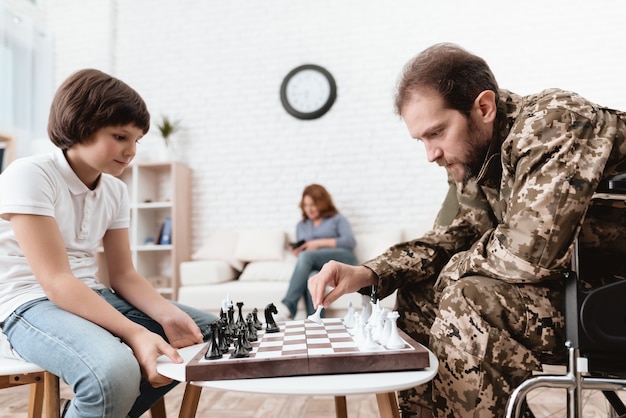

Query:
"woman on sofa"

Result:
[[276, 184, 358, 320]]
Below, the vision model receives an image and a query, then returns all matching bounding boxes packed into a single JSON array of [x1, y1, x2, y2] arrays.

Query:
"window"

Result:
[[0, 3, 53, 159]]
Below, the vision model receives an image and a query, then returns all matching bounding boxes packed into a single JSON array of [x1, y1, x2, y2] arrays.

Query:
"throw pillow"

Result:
[[354, 229, 404, 263], [233, 229, 286, 262], [191, 229, 244, 271]]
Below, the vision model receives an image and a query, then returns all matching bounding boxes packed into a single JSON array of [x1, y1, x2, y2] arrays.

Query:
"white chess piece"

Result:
[[362, 324, 381, 351], [379, 309, 392, 346], [385, 311, 406, 349], [374, 307, 389, 343], [353, 312, 365, 343], [343, 302, 355, 328], [348, 311, 360, 336], [367, 299, 380, 326], [221, 294, 231, 314], [307, 305, 324, 324], [360, 295, 371, 322]]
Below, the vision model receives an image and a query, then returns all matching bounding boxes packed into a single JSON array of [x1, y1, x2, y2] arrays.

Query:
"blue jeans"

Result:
[[281, 248, 359, 317], [1, 289, 216, 418]]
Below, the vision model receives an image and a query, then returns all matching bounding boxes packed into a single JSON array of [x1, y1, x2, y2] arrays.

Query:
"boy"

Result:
[[0, 69, 216, 417]]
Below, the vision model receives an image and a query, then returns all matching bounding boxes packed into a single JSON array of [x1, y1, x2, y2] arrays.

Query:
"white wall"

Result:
[[39, 0, 626, 252]]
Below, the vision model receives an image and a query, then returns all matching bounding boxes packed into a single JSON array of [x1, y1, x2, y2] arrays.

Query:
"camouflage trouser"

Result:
[[395, 276, 566, 417]]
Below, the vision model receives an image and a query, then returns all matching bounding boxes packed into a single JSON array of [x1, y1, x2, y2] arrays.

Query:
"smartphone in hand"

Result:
[[289, 239, 305, 249]]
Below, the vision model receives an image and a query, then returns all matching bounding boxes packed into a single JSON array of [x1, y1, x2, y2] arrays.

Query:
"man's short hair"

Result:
[[394, 43, 499, 117], [48, 69, 150, 149]]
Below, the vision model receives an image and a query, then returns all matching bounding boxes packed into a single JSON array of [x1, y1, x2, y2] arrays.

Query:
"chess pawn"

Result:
[[204, 322, 223, 360], [385, 311, 406, 350], [343, 302, 355, 328], [252, 308, 263, 330], [353, 313, 366, 343], [240, 328, 252, 351], [348, 311, 360, 336], [362, 324, 381, 351], [246, 315, 258, 342]]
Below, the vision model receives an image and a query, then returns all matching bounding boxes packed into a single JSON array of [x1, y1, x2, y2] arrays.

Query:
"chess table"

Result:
[[157, 319, 438, 418], [187, 317, 430, 381]]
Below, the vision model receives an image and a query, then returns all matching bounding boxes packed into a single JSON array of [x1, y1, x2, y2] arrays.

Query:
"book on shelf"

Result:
[[157, 216, 172, 245]]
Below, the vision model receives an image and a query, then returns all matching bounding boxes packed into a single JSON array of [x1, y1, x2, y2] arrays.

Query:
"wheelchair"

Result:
[[506, 173, 626, 418]]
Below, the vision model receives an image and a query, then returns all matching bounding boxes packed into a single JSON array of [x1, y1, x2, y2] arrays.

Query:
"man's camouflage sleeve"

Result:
[[438, 90, 624, 285], [364, 89, 625, 296], [362, 179, 495, 299]]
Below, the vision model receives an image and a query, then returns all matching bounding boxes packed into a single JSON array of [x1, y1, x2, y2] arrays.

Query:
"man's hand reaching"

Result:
[[307, 261, 378, 309]]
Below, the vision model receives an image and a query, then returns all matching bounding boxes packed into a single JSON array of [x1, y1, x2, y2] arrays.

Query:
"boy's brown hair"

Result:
[[48, 69, 150, 149]]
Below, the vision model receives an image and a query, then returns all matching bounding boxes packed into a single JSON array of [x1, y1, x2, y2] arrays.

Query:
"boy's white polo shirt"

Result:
[[0, 149, 130, 322]]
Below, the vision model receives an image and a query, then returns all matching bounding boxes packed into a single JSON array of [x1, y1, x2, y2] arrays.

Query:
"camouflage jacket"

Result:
[[365, 89, 626, 298]]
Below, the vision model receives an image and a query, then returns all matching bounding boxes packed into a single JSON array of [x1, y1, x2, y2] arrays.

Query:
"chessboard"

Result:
[[185, 317, 430, 381]]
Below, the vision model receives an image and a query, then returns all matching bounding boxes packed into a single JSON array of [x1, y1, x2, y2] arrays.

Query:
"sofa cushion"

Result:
[[191, 229, 244, 271], [234, 229, 286, 262], [180, 260, 238, 285], [354, 229, 404, 263], [238, 259, 297, 282]]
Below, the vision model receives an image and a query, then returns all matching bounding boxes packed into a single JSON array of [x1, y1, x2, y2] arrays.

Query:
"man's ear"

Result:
[[473, 90, 497, 123]]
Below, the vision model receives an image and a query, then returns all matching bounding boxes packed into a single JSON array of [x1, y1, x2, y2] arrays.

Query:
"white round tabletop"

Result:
[[157, 343, 438, 396]]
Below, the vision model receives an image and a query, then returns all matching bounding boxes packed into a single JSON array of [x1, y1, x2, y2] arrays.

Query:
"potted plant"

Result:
[[155, 115, 181, 148]]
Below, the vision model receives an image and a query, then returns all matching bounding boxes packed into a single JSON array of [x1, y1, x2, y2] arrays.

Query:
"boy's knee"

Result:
[[76, 345, 141, 415]]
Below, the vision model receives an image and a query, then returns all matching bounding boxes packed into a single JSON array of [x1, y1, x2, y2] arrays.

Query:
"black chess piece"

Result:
[[265, 303, 280, 333], [231, 330, 251, 358], [246, 315, 258, 342], [218, 318, 230, 353], [240, 327, 252, 351], [227, 304, 235, 332], [236, 301, 245, 328], [204, 321, 223, 360], [222, 316, 233, 347], [252, 308, 263, 330]]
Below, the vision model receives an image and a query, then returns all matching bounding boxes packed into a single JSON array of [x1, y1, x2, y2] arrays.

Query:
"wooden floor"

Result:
[[1, 377, 625, 417], [0, 381, 381, 418]]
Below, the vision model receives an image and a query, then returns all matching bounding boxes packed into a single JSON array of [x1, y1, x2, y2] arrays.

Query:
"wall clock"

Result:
[[280, 64, 337, 120]]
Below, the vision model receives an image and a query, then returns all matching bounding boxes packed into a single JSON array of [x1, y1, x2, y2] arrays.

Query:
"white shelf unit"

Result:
[[108, 161, 191, 300]]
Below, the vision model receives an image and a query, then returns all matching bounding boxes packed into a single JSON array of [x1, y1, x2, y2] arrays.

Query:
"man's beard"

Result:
[[447, 118, 490, 184], [459, 134, 490, 183]]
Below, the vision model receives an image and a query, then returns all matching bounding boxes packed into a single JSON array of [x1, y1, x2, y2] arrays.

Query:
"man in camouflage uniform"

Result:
[[308, 43, 626, 417]]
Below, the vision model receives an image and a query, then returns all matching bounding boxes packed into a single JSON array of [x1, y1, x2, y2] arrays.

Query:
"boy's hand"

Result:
[[160, 309, 205, 349], [126, 329, 183, 388]]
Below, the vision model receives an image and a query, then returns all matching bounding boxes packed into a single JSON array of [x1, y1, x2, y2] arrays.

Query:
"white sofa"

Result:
[[177, 226, 428, 318]]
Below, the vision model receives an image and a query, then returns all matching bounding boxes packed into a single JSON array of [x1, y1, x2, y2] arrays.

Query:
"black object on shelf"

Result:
[[157, 216, 172, 245]]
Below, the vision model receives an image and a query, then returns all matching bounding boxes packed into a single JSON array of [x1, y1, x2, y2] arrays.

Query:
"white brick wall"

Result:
[[41, 0, 626, 252]]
